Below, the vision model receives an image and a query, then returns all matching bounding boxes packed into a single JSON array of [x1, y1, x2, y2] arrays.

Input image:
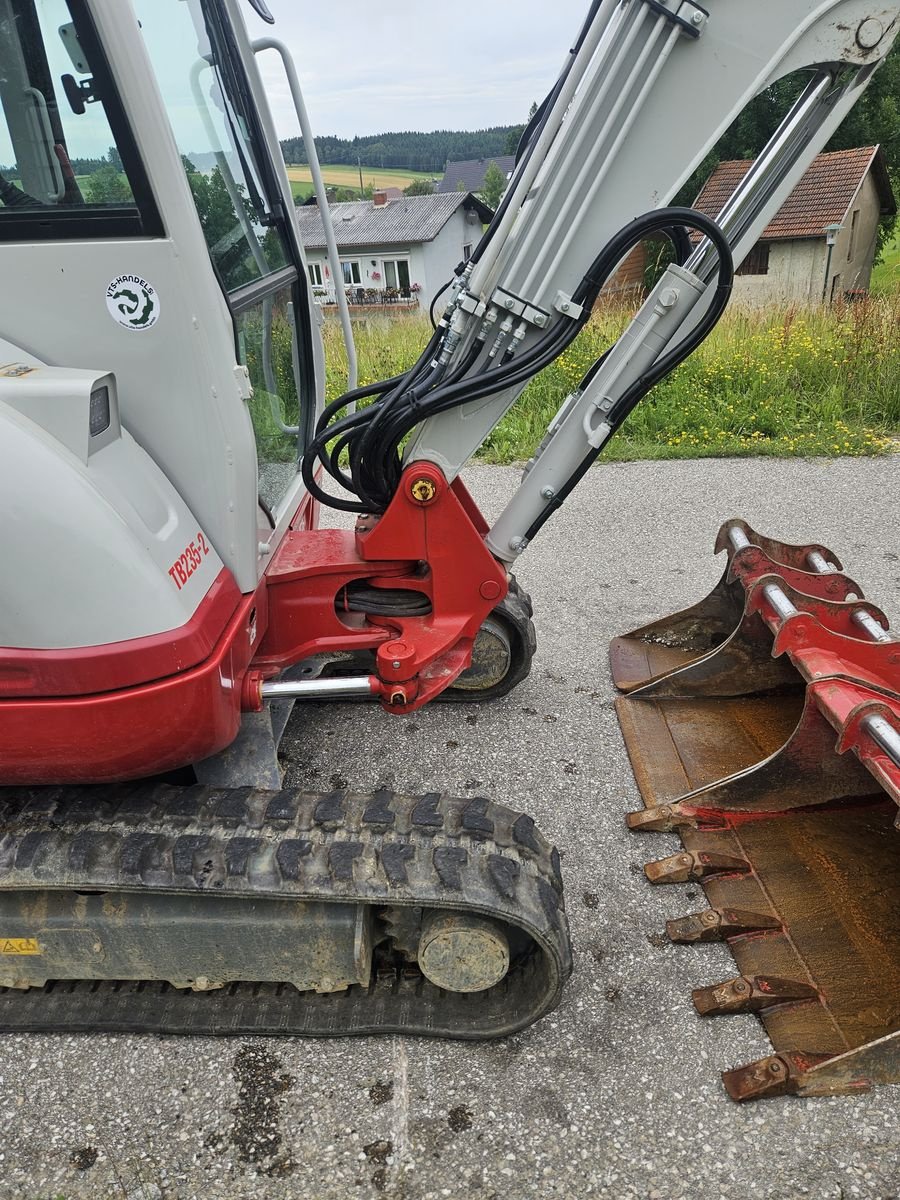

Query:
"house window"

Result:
[[341, 260, 361, 285], [307, 262, 323, 287], [463, 243, 473, 260], [736, 242, 770, 276], [382, 258, 411, 295], [847, 210, 859, 261]]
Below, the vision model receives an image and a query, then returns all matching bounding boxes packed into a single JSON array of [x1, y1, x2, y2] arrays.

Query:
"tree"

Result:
[[329, 184, 373, 202], [404, 178, 435, 196], [675, 41, 900, 253], [479, 160, 507, 210], [85, 164, 131, 204], [188, 167, 242, 247], [278, 126, 519, 174], [505, 101, 538, 155]]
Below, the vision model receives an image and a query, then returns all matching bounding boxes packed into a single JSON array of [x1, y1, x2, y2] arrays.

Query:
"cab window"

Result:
[[0, 0, 160, 237], [135, 0, 313, 515]]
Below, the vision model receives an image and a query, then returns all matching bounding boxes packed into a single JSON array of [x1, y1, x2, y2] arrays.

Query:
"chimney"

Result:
[[373, 190, 388, 208]]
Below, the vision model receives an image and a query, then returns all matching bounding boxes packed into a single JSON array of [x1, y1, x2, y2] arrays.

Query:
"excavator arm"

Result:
[[298, 0, 900, 705], [308, 1, 899, 525]]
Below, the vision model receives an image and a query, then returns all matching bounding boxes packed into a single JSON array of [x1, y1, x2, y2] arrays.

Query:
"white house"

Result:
[[294, 191, 492, 314], [693, 145, 896, 307]]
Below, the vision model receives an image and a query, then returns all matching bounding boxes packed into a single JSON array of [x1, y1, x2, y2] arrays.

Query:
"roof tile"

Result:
[[693, 146, 895, 240], [438, 156, 516, 194], [295, 192, 489, 251]]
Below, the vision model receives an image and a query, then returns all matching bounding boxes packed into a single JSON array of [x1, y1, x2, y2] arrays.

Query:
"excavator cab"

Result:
[[133, 0, 315, 516]]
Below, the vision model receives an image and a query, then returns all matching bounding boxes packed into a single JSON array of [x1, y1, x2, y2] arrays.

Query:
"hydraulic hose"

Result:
[[522, 211, 734, 544], [303, 208, 732, 519]]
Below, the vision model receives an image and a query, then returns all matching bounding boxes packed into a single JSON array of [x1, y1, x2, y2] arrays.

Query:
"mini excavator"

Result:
[[0, 0, 898, 1099]]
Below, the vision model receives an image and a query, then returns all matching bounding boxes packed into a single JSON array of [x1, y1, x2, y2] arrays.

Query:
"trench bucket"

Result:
[[611, 518, 900, 1101]]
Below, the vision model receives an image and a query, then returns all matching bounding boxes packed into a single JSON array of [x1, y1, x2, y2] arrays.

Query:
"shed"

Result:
[[693, 146, 896, 306]]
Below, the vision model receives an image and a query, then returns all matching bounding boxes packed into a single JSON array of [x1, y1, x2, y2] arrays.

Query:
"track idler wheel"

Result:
[[446, 575, 537, 701]]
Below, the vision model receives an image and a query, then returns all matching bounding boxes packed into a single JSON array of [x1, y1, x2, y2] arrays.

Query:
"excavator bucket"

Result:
[[611, 519, 900, 1101]]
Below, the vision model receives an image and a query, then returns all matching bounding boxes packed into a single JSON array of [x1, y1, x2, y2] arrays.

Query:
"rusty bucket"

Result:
[[612, 519, 900, 1100]]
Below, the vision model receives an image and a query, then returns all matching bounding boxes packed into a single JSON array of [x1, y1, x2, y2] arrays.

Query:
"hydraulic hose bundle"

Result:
[[301, 207, 733, 527]]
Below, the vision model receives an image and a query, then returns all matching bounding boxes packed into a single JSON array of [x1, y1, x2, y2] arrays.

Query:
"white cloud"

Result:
[[246, 0, 589, 138]]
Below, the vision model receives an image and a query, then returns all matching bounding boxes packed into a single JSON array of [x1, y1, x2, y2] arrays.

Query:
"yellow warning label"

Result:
[[0, 938, 40, 955]]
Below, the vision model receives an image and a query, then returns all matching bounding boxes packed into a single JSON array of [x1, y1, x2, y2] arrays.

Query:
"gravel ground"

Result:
[[2, 457, 899, 1200]]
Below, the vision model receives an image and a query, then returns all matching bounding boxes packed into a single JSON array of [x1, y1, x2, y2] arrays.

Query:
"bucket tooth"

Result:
[[625, 803, 706, 832], [722, 1052, 841, 1102], [666, 907, 781, 944], [644, 849, 749, 884], [692, 974, 820, 1016]]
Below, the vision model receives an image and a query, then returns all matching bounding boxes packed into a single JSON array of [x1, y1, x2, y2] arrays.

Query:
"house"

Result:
[[693, 145, 896, 306], [295, 190, 493, 314], [438, 156, 516, 195]]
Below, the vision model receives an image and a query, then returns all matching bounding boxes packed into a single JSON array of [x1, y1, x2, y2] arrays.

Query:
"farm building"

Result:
[[693, 145, 896, 306], [295, 190, 492, 314], [438, 156, 516, 194]]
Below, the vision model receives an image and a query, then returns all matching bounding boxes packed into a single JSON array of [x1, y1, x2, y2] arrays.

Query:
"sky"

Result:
[[245, 0, 591, 139]]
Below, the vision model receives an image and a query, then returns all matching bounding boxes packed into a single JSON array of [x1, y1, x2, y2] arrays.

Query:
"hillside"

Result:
[[279, 127, 517, 174]]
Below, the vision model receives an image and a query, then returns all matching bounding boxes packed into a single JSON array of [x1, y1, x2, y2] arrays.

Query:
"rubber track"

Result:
[[0, 784, 571, 1038]]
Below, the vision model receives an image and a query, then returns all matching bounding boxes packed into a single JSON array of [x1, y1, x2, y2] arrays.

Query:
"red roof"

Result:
[[693, 146, 896, 241]]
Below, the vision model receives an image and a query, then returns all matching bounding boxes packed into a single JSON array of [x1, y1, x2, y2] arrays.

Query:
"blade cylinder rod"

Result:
[[260, 676, 376, 700]]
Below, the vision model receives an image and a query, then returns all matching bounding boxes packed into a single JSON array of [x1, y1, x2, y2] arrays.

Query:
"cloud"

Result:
[[248, 0, 589, 137]]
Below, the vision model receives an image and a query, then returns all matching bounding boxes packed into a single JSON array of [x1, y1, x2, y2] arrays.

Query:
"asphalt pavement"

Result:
[[2, 457, 898, 1200]]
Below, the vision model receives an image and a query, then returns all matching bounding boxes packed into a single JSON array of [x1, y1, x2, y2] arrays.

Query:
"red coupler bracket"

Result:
[[251, 466, 507, 714], [715, 518, 843, 574]]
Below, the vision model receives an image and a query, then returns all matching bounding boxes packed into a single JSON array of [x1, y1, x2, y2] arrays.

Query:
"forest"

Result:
[[277, 127, 516, 173]]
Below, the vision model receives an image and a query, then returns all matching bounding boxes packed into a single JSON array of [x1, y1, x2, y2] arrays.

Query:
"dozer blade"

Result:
[[612, 519, 900, 1100]]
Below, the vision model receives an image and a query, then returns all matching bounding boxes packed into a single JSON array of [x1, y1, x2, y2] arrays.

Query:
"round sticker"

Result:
[[106, 273, 160, 331]]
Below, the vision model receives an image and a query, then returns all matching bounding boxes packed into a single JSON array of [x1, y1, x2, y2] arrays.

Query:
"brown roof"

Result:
[[693, 146, 896, 241]]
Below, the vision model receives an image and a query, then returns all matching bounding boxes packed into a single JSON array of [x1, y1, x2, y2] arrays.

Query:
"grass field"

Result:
[[318, 296, 900, 464], [67, 163, 437, 203], [285, 162, 436, 201]]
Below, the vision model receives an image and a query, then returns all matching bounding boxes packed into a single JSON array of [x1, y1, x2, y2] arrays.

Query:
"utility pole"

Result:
[[358, 156, 364, 198]]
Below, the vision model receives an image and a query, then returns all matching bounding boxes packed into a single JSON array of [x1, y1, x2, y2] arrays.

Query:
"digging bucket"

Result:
[[612, 519, 900, 1100]]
